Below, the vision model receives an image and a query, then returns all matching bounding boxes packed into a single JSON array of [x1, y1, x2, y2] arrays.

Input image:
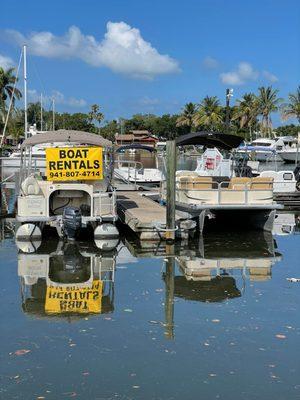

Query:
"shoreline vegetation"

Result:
[[0, 66, 299, 144]]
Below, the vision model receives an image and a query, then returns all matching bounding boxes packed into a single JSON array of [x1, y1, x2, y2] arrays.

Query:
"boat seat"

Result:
[[176, 171, 200, 177], [250, 177, 273, 190], [178, 176, 213, 190], [228, 177, 251, 190]]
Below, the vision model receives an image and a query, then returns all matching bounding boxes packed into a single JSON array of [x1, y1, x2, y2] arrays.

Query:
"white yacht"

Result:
[[276, 136, 300, 163], [237, 138, 285, 162], [15, 130, 119, 244], [114, 144, 164, 186]]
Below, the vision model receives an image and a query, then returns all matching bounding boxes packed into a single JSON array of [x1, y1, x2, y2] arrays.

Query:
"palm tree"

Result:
[[0, 67, 22, 122], [281, 86, 300, 123], [257, 86, 282, 138], [88, 104, 104, 134], [232, 93, 259, 140], [193, 96, 223, 131], [176, 102, 197, 132]]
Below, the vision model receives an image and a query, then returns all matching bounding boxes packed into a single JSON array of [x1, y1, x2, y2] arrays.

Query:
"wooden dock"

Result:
[[117, 191, 196, 240], [274, 192, 300, 210]]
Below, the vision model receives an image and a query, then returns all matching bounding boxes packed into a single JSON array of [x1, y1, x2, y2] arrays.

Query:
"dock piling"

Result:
[[166, 140, 176, 242]]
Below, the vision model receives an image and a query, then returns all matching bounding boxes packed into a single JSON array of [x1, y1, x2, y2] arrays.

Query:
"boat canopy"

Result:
[[20, 130, 112, 149], [116, 144, 156, 153], [176, 131, 244, 150]]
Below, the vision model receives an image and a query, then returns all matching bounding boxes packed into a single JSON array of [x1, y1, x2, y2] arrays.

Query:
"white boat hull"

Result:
[[114, 167, 164, 185], [277, 151, 300, 163], [236, 150, 277, 162]]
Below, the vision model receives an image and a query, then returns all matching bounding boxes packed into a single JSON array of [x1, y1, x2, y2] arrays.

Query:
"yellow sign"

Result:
[[45, 280, 103, 314], [46, 147, 103, 181]]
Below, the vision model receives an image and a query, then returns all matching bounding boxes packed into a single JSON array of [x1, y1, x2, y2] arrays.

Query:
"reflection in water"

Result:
[[122, 229, 283, 339], [18, 240, 115, 318], [176, 231, 281, 285], [273, 212, 300, 236]]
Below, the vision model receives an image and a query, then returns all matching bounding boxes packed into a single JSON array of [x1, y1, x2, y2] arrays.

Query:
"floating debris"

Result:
[[14, 349, 31, 356], [275, 334, 286, 339]]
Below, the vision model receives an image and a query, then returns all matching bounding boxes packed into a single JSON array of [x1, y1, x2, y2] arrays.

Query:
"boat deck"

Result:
[[117, 191, 194, 240]]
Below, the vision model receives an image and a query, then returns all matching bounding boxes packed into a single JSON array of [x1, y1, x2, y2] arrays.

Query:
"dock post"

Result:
[[164, 244, 175, 339], [0, 152, 2, 214], [166, 140, 176, 242]]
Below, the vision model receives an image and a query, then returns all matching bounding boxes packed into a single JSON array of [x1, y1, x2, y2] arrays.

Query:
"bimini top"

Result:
[[116, 144, 156, 153], [176, 131, 244, 150], [21, 130, 112, 148]]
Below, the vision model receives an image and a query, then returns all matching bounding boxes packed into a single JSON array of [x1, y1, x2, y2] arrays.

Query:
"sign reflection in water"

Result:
[[14, 217, 288, 330], [18, 240, 115, 318]]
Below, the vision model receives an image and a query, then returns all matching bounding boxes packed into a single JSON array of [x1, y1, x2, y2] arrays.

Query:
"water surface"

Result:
[[0, 218, 300, 400]]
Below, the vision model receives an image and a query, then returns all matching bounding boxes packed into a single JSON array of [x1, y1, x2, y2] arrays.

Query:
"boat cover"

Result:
[[176, 131, 243, 150], [21, 130, 112, 148]]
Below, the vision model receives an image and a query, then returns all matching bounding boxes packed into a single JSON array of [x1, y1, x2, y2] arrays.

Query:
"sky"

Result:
[[0, 0, 299, 126]]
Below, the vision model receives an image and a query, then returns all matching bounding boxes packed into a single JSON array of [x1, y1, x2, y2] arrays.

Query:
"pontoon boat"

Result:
[[162, 132, 284, 232], [15, 130, 119, 244]]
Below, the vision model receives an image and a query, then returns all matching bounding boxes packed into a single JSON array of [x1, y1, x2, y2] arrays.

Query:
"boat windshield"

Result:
[[251, 142, 272, 147]]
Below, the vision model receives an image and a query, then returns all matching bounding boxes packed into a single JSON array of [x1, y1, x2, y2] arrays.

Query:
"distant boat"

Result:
[[236, 138, 285, 162], [114, 144, 165, 185], [276, 136, 300, 162]]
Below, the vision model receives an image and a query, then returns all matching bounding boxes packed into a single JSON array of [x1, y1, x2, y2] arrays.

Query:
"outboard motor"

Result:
[[62, 206, 82, 240]]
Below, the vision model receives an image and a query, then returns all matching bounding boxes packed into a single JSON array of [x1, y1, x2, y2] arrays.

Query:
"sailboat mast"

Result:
[[23, 45, 28, 139]]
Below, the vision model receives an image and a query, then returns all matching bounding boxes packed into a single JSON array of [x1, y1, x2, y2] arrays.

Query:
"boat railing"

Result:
[[114, 159, 144, 187], [93, 190, 117, 219], [162, 177, 275, 205]]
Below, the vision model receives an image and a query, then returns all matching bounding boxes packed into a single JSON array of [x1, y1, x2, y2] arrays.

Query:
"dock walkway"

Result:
[[117, 191, 195, 240]]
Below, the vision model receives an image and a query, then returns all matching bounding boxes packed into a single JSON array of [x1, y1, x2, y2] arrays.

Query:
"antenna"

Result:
[[52, 98, 55, 130], [40, 93, 43, 131], [23, 45, 28, 139]]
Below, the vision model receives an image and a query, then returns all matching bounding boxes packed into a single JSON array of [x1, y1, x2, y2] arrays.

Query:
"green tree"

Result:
[[55, 112, 94, 131], [232, 93, 259, 140], [100, 120, 119, 141], [193, 96, 223, 131], [274, 124, 300, 137], [176, 102, 197, 132], [124, 113, 157, 132], [88, 104, 104, 133], [257, 86, 282, 137], [0, 67, 22, 128], [281, 86, 300, 123]]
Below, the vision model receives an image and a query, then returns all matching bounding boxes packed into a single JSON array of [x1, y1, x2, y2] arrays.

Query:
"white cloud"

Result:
[[202, 56, 218, 69], [220, 62, 259, 85], [5, 22, 180, 80], [262, 70, 278, 83], [139, 96, 160, 106], [28, 89, 86, 108], [0, 54, 15, 69]]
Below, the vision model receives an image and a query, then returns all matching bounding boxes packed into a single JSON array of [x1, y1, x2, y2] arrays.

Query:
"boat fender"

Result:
[[21, 176, 41, 196]]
